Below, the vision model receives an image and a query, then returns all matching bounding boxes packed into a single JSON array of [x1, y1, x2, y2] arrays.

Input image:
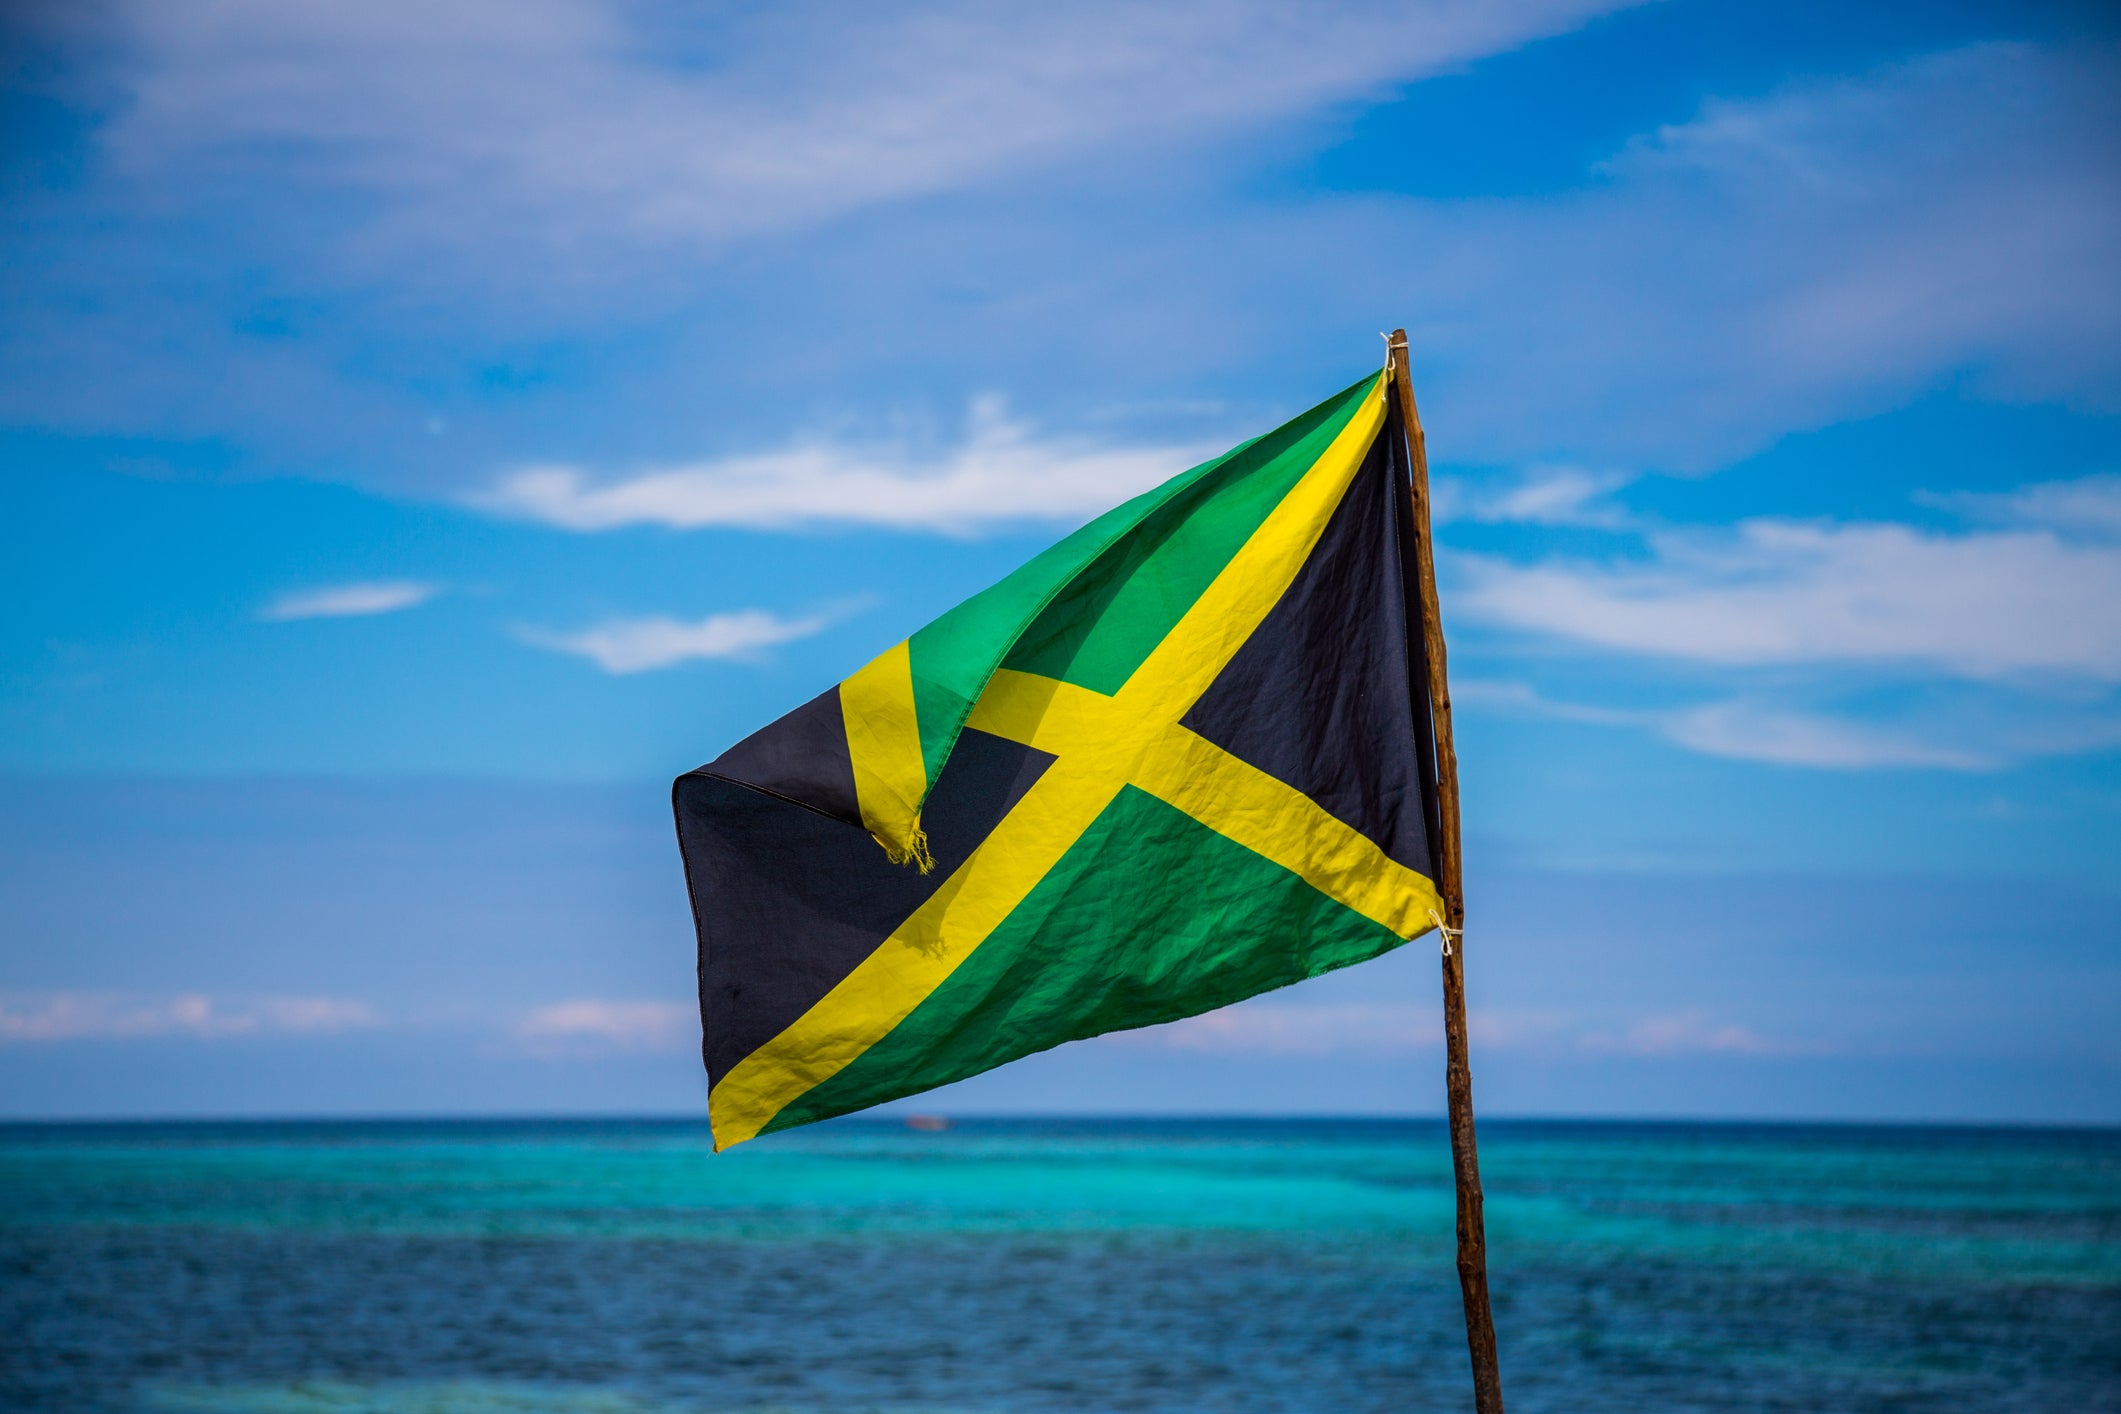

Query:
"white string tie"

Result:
[[1428, 908, 1461, 957]]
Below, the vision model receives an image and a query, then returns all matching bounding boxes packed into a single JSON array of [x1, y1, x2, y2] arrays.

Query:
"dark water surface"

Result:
[[1, 1118, 2115, 1412]]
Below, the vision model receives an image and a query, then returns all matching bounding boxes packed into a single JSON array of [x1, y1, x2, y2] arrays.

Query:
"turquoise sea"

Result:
[[2, 1119, 2116, 1412]]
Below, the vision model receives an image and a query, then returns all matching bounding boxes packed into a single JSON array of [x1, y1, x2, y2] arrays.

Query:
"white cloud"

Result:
[[11, 21, 2114, 498], [1391, 43, 2121, 467], [0, 991, 377, 1043], [1923, 473, 2121, 539], [477, 398, 1214, 534], [1451, 678, 1633, 724], [517, 999, 693, 1054], [1658, 700, 1992, 771], [520, 608, 835, 674], [262, 580, 439, 621], [96, 0, 1629, 270], [1457, 517, 2121, 681], [1431, 465, 1635, 529], [1460, 680, 1999, 771]]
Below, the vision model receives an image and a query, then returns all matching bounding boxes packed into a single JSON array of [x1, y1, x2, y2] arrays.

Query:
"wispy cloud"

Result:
[[477, 399, 1214, 534], [1396, 43, 2121, 467], [0, 991, 377, 1043], [1458, 680, 1998, 771], [1457, 517, 2121, 681], [1921, 473, 2121, 539], [517, 999, 693, 1055], [519, 608, 835, 673], [95, 0, 1629, 273], [1658, 700, 1992, 771], [261, 580, 440, 621], [1432, 466, 1636, 529], [9, 22, 2114, 495]]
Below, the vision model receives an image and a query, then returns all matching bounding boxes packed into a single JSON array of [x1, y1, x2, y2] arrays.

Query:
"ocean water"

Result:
[[0, 1119, 2115, 1413]]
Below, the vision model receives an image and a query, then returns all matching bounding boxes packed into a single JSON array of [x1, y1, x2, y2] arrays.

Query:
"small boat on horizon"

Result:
[[904, 1114, 951, 1132]]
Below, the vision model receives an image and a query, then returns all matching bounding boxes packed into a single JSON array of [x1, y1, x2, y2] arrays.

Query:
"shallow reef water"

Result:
[[2, 1118, 2116, 1412]]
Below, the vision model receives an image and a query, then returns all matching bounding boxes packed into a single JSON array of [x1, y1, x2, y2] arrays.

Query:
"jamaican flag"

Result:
[[675, 368, 1447, 1150]]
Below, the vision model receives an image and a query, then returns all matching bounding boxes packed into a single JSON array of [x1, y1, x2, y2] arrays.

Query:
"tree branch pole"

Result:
[[1388, 329, 1504, 1414]]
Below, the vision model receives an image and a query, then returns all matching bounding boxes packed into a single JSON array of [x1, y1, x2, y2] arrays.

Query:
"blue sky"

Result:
[[2, 0, 2117, 1122]]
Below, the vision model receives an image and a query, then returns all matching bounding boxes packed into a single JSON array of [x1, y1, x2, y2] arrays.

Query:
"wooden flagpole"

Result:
[[1388, 329, 1505, 1413]]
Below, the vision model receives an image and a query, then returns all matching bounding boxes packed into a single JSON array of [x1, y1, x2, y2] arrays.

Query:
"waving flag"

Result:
[[675, 368, 1448, 1150]]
